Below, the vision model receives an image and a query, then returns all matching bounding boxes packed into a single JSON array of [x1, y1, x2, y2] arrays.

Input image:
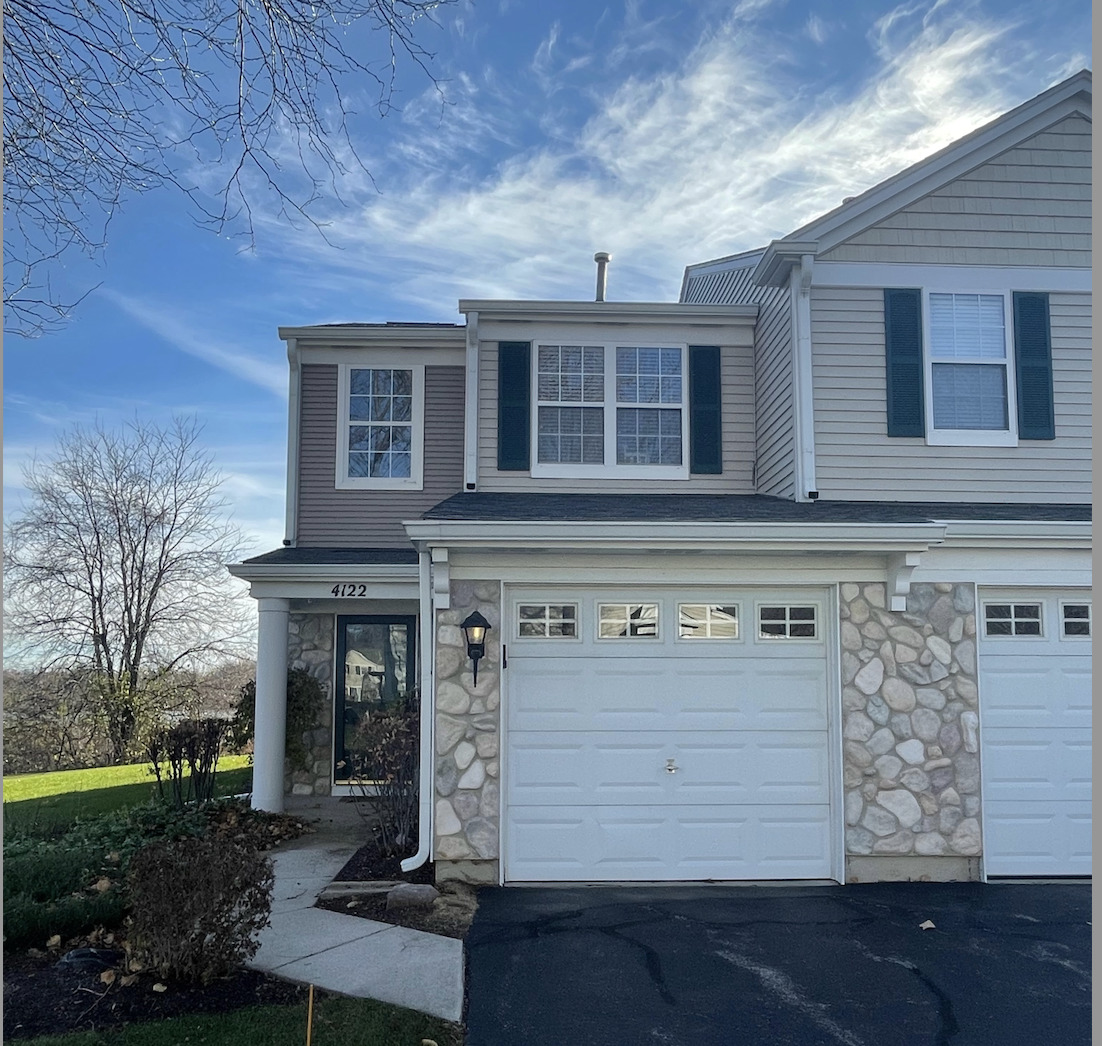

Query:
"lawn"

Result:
[[3, 757, 253, 836]]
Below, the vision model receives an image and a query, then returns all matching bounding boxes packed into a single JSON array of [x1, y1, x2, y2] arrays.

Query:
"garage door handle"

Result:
[[665, 759, 679, 774]]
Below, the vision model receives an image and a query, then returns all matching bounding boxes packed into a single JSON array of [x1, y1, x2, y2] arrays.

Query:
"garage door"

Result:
[[979, 589, 1092, 877], [504, 587, 834, 882]]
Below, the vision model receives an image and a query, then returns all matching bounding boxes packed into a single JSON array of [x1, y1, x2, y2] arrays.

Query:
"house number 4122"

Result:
[[330, 583, 370, 597]]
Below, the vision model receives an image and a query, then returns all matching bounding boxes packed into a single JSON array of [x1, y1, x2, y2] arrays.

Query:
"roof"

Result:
[[422, 493, 1092, 525], [242, 547, 419, 566]]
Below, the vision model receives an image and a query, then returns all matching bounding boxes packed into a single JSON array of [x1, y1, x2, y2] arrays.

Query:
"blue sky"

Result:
[[4, 0, 1091, 559]]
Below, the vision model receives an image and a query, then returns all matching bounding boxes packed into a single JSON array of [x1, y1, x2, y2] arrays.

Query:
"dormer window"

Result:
[[336, 364, 425, 489]]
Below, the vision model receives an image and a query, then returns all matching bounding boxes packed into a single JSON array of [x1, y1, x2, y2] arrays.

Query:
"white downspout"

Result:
[[463, 312, 479, 491], [283, 338, 301, 545], [401, 549, 435, 871], [792, 255, 818, 500]]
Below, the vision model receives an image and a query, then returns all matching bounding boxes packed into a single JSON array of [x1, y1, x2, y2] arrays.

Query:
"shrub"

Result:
[[230, 669, 324, 772], [126, 832, 273, 983], [4, 889, 128, 950], [146, 717, 228, 808]]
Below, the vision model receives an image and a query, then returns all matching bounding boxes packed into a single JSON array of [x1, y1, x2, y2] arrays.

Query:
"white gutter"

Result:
[[227, 562, 419, 583], [792, 255, 818, 500], [401, 549, 435, 872], [283, 338, 300, 545], [463, 311, 479, 490]]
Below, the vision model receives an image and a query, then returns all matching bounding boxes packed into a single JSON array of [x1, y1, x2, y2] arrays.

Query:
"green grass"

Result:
[[10, 996, 463, 1046], [3, 757, 253, 837]]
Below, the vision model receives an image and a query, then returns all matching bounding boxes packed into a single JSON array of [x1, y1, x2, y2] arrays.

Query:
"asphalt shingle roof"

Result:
[[242, 547, 419, 566]]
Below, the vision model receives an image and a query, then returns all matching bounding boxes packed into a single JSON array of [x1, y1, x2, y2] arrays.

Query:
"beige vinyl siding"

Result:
[[683, 266, 795, 498], [810, 288, 1091, 502], [296, 364, 464, 546], [822, 116, 1092, 267], [476, 338, 756, 493]]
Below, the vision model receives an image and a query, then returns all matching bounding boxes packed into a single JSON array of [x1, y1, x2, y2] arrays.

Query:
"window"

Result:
[[336, 365, 425, 489], [598, 603, 659, 639], [1060, 603, 1091, 638], [532, 344, 688, 478], [928, 293, 1011, 435], [758, 605, 817, 639], [678, 604, 739, 639], [983, 603, 1042, 637], [518, 603, 578, 638]]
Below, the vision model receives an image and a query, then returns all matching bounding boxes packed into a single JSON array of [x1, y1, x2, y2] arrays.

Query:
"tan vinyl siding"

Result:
[[296, 364, 464, 546], [822, 116, 1092, 267], [810, 288, 1091, 502], [683, 267, 795, 498], [476, 337, 757, 493]]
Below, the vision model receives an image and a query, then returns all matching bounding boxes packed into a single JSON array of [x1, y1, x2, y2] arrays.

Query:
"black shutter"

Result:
[[1013, 292, 1055, 440], [689, 345, 722, 474], [497, 342, 531, 470], [884, 288, 925, 437]]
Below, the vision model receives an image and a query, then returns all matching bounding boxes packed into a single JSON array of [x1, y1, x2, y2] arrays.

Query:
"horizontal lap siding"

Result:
[[476, 335, 757, 493], [810, 288, 1091, 501], [296, 364, 464, 546], [822, 116, 1092, 267]]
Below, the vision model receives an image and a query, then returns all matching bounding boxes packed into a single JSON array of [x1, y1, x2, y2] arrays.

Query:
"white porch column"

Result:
[[252, 597, 290, 812]]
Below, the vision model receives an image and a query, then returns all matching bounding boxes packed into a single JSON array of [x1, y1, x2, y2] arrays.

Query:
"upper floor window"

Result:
[[532, 344, 688, 478], [336, 365, 425, 490]]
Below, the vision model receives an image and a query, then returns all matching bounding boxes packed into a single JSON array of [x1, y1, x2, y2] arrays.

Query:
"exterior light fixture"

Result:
[[461, 610, 492, 684]]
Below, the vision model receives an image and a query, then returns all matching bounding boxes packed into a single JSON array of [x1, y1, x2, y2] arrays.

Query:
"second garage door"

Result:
[[503, 587, 834, 882]]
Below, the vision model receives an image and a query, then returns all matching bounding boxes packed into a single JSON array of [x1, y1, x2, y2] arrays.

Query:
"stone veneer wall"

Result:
[[433, 581, 501, 882], [285, 613, 334, 797], [841, 582, 981, 879]]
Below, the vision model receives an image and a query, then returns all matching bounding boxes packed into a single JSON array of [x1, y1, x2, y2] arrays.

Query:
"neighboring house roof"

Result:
[[422, 493, 1091, 525], [242, 547, 420, 566], [683, 69, 1093, 290]]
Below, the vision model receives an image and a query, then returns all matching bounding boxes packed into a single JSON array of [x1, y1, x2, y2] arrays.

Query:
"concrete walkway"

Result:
[[248, 797, 465, 1023]]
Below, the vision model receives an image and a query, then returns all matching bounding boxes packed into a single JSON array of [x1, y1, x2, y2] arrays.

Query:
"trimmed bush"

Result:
[[231, 669, 324, 772], [126, 832, 274, 983]]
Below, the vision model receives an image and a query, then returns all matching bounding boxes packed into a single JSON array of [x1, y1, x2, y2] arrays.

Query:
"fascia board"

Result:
[[457, 301, 758, 324], [227, 562, 420, 584], [780, 83, 1092, 258], [751, 241, 819, 287], [939, 520, 1092, 546], [277, 326, 465, 347], [403, 519, 945, 553], [682, 248, 767, 279]]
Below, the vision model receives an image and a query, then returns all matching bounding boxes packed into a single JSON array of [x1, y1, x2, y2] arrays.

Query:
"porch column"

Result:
[[252, 597, 290, 812]]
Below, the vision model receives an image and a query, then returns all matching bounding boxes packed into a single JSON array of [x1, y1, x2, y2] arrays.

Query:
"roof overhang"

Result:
[[751, 240, 820, 288], [458, 300, 757, 325], [278, 325, 466, 348]]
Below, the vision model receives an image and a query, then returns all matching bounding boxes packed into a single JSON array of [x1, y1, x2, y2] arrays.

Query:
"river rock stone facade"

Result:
[[841, 582, 981, 879], [434, 581, 501, 882], [285, 613, 334, 797]]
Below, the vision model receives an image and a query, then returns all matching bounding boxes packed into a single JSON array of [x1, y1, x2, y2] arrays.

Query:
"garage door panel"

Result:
[[982, 662, 1091, 729], [509, 731, 829, 807], [506, 805, 832, 882], [984, 731, 1092, 802], [982, 801, 1092, 877]]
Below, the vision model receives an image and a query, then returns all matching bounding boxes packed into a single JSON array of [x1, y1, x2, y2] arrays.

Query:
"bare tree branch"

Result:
[[3, 0, 454, 336]]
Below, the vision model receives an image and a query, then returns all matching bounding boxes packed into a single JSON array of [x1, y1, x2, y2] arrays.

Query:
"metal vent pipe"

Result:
[[594, 252, 611, 302]]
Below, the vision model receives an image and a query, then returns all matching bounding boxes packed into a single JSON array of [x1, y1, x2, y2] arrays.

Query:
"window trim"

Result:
[[676, 602, 743, 642], [921, 289, 1019, 448], [982, 600, 1045, 639], [335, 363, 426, 490], [754, 602, 821, 642], [530, 343, 691, 480], [514, 601, 581, 641], [1059, 600, 1092, 640], [596, 601, 661, 640]]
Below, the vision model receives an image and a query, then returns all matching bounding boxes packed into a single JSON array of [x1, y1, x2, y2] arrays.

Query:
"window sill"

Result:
[[530, 464, 691, 480], [335, 477, 424, 491], [925, 430, 1019, 448]]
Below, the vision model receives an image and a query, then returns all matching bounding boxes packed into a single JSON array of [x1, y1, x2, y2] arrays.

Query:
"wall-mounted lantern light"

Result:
[[461, 610, 492, 684]]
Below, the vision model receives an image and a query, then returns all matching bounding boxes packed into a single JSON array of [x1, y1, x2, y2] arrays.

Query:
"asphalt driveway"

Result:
[[465, 882, 1090, 1046]]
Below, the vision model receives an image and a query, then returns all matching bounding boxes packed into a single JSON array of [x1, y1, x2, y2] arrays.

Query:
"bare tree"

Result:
[[3, 0, 454, 335], [4, 417, 255, 763]]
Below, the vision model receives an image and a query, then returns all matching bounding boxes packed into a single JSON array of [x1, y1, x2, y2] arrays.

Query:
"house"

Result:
[[229, 70, 1092, 886]]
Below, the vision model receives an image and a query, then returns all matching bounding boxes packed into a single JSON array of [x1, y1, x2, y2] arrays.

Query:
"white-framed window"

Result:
[[678, 604, 740, 639], [983, 602, 1043, 637], [757, 604, 818, 640], [532, 344, 688, 479], [1060, 602, 1091, 639], [924, 291, 1017, 447], [598, 603, 659, 639], [336, 364, 425, 489], [517, 603, 579, 639]]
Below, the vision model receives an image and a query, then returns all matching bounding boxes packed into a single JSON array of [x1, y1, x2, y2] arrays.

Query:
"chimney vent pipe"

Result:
[[594, 252, 611, 302]]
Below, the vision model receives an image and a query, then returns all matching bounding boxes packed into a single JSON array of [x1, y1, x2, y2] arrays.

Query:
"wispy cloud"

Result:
[[103, 291, 288, 397]]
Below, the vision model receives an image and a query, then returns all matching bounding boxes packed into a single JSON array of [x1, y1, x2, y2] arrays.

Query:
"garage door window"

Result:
[[678, 604, 739, 639], [518, 603, 578, 638], [1060, 602, 1091, 638], [984, 602, 1042, 637], [598, 603, 658, 639], [758, 605, 817, 639]]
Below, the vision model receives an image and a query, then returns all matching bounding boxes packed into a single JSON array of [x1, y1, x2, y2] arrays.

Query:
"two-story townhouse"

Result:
[[230, 70, 1091, 888]]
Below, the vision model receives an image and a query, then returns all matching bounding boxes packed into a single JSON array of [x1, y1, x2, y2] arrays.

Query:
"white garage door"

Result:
[[503, 587, 834, 882], [979, 589, 1092, 877]]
